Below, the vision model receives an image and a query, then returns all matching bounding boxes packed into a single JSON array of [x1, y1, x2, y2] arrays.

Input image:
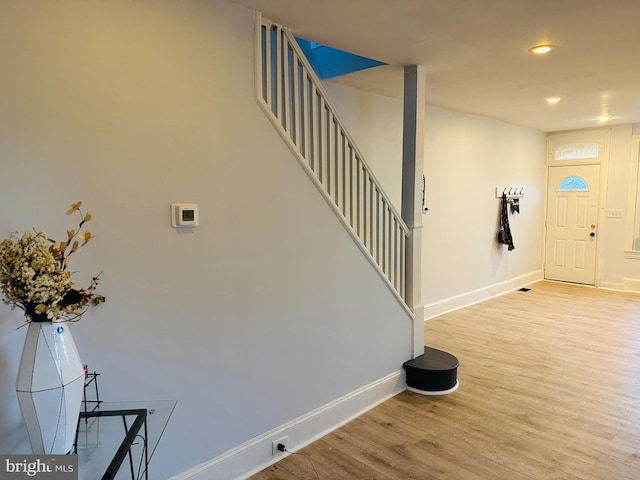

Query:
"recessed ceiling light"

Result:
[[597, 115, 612, 122], [546, 97, 561, 104], [529, 44, 554, 55]]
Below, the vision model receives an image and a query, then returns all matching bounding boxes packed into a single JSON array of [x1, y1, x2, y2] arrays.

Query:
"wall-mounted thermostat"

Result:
[[171, 203, 199, 228]]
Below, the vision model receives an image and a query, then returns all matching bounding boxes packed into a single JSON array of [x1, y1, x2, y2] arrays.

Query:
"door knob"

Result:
[[590, 232, 595, 237]]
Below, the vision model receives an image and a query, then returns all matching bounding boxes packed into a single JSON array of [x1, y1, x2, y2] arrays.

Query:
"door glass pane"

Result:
[[557, 176, 588, 191], [554, 143, 599, 161]]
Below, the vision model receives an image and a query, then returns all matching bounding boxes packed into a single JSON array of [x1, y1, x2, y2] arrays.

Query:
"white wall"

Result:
[[326, 82, 547, 320], [324, 82, 404, 212], [623, 126, 640, 287], [422, 107, 546, 311], [595, 124, 640, 290], [0, 1, 412, 477], [599, 125, 632, 287]]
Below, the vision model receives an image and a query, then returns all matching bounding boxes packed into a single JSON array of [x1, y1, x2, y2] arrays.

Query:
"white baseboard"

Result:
[[623, 277, 640, 292], [168, 370, 406, 480], [599, 279, 640, 292], [423, 270, 543, 321], [599, 280, 625, 291]]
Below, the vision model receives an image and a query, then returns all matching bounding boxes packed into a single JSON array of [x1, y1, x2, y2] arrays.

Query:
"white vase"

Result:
[[16, 321, 85, 454]]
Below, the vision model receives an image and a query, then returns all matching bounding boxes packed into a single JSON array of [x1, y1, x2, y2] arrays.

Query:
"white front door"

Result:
[[544, 165, 600, 284]]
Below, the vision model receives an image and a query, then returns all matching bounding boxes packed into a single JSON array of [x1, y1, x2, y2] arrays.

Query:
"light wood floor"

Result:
[[251, 281, 640, 479]]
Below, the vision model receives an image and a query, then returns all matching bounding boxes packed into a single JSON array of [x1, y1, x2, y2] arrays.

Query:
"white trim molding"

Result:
[[599, 281, 625, 291], [423, 270, 543, 321], [168, 371, 406, 480], [625, 135, 640, 252], [624, 249, 640, 260], [546, 128, 610, 166], [623, 278, 640, 292]]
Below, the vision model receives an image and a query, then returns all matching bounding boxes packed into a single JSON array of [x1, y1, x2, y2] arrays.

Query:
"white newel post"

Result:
[[402, 65, 426, 358]]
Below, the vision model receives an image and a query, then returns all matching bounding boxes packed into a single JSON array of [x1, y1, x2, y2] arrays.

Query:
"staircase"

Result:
[[254, 14, 409, 311], [254, 14, 458, 395]]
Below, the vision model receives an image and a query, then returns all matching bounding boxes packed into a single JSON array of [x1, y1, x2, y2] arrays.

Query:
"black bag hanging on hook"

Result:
[[497, 193, 515, 250]]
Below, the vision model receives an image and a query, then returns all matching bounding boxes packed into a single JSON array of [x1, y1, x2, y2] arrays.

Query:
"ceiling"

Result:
[[229, 0, 640, 132]]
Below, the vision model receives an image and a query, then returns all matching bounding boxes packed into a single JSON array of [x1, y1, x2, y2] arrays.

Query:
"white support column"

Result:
[[402, 65, 426, 358]]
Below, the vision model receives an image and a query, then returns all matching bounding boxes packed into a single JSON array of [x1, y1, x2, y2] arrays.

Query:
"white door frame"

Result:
[[543, 129, 610, 287], [544, 165, 600, 284]]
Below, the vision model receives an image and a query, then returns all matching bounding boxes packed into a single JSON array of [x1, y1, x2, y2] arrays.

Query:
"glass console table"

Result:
[[6, 400, 176, 480]]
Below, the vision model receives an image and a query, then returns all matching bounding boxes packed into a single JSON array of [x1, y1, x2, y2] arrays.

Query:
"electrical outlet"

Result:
[[272, 436, 288, 455]]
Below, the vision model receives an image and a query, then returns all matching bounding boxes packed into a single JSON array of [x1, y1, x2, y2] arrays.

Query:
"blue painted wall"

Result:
[[296, 38, 386, 79]]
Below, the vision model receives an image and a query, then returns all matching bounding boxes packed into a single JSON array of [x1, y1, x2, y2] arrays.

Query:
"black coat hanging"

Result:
[[497, 193, 515, 251]]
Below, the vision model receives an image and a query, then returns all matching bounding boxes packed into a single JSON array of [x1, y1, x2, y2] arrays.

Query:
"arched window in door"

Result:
[[557, 176, 588, 191]]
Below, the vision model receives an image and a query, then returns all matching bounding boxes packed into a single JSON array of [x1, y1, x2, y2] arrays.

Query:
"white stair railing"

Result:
[[254, 15, 410, 307]]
